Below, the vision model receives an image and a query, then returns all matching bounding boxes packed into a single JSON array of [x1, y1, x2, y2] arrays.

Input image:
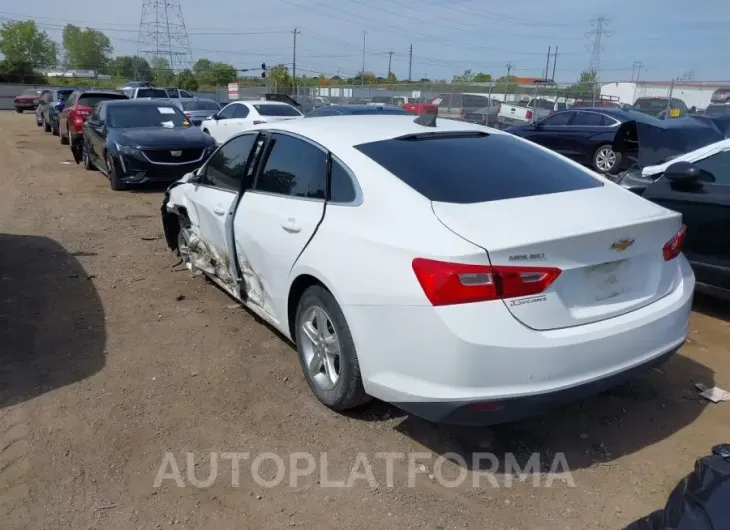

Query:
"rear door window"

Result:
[[255, 133, 327, 198], [572, 111, 606, 126], [354, 132, 603, 204], [252, 104, 302, 117], [462, 95, 489, 108], [540, 111, 573, 126]]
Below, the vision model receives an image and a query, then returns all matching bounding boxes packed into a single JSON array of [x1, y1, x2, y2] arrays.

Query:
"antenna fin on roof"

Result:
[[414, 114, 437, 127]]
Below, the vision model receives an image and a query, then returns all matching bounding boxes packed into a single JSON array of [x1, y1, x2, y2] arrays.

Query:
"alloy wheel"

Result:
[[595, 147, 616, 172], [298, 306, 341, 391]]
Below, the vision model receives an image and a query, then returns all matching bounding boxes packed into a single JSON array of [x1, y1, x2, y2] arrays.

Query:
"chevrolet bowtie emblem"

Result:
[[170, 150, 182, 157], [611, 239, 635, 251]]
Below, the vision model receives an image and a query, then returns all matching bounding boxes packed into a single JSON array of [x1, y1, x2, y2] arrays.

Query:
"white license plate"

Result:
[[585, 259, 630, 301]]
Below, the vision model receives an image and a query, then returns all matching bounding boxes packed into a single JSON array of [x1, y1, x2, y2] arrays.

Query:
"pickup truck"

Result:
[[496, 98, 554, 128]]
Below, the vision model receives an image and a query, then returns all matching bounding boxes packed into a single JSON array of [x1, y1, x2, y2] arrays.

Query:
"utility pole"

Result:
[[631, 61, 644, 81], [292, 27, 300, 97], [408, 44, 413, 82], [544, 46, 551, 81], [551, 46, 558, 81], [505, 61, 514, 77], [361, 30, 366, 88], [387, 50, 394, 79]]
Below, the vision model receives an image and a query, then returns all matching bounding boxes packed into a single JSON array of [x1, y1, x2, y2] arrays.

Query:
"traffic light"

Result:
[[261, 63, 266, 79]]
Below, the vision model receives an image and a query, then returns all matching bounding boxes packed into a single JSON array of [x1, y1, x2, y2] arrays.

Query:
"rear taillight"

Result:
[[663, 225, 686, 261], [481, 114, 487, 125], [253, 120, 267, 125], [526, 109, 533, 120], [459, 109, 465, 119], [184, 112, 192, 118], [412, 258, 561, 306]]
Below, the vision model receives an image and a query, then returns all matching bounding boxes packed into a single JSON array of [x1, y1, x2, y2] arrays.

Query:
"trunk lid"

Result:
[[431, 185, 683, 330]]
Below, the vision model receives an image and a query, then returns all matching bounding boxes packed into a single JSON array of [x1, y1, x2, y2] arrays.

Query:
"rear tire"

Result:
[[15, 109, 22, 114], [60, 129, 69, 145], [36, 116, 42, 127], [593, 144, 620, 175], [51, 121, 59, 136], [294, 285, 370, 411]]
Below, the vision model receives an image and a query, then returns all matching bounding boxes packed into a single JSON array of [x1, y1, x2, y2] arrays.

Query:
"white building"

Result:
[[600, 81, 730, 111]]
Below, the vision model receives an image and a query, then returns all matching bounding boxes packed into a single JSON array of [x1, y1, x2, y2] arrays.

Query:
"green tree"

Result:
[[494, 75, 518, 94], [452, 69, 474, 84], [565, 70, 598, 99], [0, 20, 57, 67], [62, 24, 112, 73], [211, 62, 238, 85], [176, 69, 198, 91], [0, 60, 46, 83], [352, 71, 377, 85], [268, 64, 291, 91], [193, 58, 214, 85], [473, 72, 492, 83], [150, 56, 174, 85], [386, 71, 397, 83], [109, 55, 152, 81]]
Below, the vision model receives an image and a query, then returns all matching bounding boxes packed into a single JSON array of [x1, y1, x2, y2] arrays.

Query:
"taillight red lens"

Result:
[[412, 258, 561, 306], [526, 109, 533, 120], [663, 225, 686, 261]]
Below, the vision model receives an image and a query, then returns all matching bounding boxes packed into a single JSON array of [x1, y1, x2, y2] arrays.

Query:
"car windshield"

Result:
[[253, 104, 301, 117], [355, 132, 603, 204], [78, 93, 128, 108], [181, 100, 220, 111], [137, 88, 169, 98], [704, 105, 730, 116], [107, 104, 189, 128]]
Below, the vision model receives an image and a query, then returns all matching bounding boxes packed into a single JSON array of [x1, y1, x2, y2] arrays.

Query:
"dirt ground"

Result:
[[0, 110, 729, 530]]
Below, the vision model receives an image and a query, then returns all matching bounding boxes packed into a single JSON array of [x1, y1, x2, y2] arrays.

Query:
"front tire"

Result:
[[51, 121, 59, 136], [294, 285, 369, 411], [15, 108, 22, 114], [60, 128, 69, 145], [593, 144, 620, 175], [43, 118, 51, 132], [81, 142, 94, 169], [107, 154, 127, 191]]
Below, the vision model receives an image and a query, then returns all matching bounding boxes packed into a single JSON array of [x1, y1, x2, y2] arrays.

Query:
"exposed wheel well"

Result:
[[161, 207, 189, 251], [287, 274, 326, 339]]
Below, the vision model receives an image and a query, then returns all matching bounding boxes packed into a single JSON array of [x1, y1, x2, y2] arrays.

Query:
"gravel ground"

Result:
[[1, 111, 729, 530]]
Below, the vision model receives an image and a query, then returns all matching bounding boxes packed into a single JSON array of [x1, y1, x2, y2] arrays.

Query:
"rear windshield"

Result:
[[57, 89, 74, 100], [181, 100, 220, 111], [22, 89, 40, 96], [634, 98, 669, 110], [349, 107, 410, 115], [355, 132, 603, 204], [137, 88, 169, 98], [253, 104, 301, 117], [78, 93, 128, 108], [704, 104, 730, 116]]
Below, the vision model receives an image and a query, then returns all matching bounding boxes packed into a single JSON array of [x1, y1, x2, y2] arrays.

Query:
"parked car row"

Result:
[[16, 89, 726, 427]]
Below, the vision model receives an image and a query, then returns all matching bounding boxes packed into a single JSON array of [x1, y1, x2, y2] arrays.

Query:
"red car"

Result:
[[58, 89, 128, 161], [14, 88, 49, 113]]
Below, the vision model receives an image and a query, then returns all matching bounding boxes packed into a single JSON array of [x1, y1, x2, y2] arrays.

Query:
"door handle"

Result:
[[281, 218, 301, 233], [213, 207, 226, 216]]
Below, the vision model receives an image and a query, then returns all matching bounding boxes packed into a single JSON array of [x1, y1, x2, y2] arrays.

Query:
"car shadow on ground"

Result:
[[692, 292, 730, 322], [348, 352, 712, 472], [0, 234, 106, 408]]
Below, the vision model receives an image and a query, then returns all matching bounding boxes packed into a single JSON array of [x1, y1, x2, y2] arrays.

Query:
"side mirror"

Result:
[[664, 161, 713, 188]]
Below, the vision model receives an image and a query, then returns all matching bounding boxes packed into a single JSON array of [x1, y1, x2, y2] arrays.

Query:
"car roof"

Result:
[[253, 115, 504, 149], [104, 99, 175, 107], [324, 104, 406, 112], [233, 100, 292, 106]]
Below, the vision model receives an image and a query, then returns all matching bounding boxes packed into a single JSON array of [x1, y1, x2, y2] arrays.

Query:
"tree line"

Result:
[[0, 19, 599, 96]]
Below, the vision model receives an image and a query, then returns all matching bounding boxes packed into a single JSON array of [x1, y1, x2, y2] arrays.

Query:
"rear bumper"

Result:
[[344, 256, 694, 425], [15, 101, 36, 110], [497, 115, 530, 127]]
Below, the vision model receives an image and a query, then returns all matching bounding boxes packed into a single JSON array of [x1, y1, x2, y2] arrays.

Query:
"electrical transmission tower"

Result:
[[136, 0, 194, 80], [586, 16, 610, 78]]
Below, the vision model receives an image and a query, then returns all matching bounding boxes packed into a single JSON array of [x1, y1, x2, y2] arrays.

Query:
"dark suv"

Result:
[[36, 88, 75, 135], [632, 97, 689, 119]]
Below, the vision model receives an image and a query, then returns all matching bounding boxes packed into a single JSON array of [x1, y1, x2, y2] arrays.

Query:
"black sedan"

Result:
[[305, 104, 411, 117], [80, 99, 217, 191], [505, 108, 646, 175], [641, 159, 730, 300]]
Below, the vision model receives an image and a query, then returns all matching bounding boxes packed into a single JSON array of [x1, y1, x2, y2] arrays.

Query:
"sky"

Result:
[[2, 0, 729, 84]]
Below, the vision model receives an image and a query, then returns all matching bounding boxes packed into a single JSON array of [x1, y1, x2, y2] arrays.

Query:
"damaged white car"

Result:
[[161, 115, 693, 425]]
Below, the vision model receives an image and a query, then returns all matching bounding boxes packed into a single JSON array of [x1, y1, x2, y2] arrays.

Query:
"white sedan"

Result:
[[200, 100, 303, 144], [161, 114, 694, 425]]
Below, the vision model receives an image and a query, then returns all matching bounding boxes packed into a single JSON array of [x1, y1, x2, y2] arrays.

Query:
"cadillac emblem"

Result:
[[610, 239, 635, 251], [170, 150, 182, 157]]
